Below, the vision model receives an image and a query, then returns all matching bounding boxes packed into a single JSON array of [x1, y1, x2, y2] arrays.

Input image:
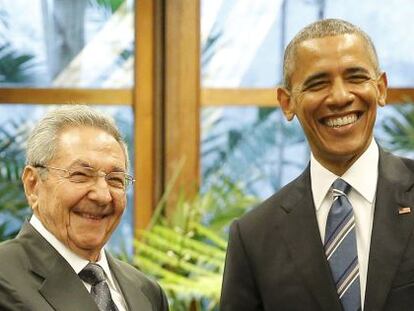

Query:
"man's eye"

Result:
[[70, 171, 87, 176], [69, 170, 91, 182], [348, 75, 369, 83], [107, 176, 125, 188], [305, 81, 328, 91]]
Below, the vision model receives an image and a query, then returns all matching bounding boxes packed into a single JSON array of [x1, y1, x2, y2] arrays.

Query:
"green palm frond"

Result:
[[0, 43, 37, 84], [132, 169, 256, 310], [0, 118, 31, 242], [381, 104, 414, 152], [95, 0, 125, 13], [135, 222, 226, 309]]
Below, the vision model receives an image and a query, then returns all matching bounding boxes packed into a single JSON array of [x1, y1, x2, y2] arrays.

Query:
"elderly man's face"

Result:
[[278, 34, 387, 175], [24, 126, 127, 261]]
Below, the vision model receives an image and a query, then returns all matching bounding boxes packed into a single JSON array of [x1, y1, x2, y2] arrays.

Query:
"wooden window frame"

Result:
[[201, 88, 414, 106], [1, 0, 413, 240], [0, 2, 156, 237]]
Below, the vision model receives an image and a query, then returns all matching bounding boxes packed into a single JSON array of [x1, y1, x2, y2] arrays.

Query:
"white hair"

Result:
[[26, 105, 129, 169]]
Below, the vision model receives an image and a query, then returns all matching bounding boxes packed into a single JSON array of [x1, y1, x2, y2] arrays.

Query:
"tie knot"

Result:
[[79, 263, 106, 286], [332, 178, 350, 197]]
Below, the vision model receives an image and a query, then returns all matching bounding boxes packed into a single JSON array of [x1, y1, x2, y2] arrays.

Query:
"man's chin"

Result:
[[69, 236, 107, 257], [319, 138, 369, 158]]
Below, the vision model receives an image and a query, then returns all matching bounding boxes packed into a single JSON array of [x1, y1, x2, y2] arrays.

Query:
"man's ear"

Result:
[[277, 87, 295, 121], [22, 166, 40, 211], [377, 72, 388, 107]]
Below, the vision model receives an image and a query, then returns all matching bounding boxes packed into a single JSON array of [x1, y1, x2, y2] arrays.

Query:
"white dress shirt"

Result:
[[310, 138, 379, 308], [30, 215, 127, 311]]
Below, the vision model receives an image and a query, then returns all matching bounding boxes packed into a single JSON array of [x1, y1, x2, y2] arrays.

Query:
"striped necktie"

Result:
[[79, 263, 119, 311], [324, 178, 361, 311]]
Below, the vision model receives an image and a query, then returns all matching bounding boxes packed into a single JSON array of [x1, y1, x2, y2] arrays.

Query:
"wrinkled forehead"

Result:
[[291, 34, 378, 78], [52, 126, 127, 168]]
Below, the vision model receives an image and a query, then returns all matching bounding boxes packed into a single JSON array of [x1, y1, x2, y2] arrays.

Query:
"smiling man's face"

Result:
[[278, 33, 387, 175], [24, 126, 127, 261]]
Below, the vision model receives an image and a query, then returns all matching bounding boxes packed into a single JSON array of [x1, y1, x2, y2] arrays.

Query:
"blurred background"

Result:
[[0, 0, 413, 310]]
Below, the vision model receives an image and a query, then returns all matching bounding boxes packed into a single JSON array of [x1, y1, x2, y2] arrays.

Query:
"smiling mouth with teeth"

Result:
[[322, 113, 360, 128], [77, 212, 105, 220]]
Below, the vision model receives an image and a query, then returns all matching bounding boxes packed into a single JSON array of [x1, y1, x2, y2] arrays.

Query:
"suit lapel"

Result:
[[39, 259, 99, 311], [18, 222, 99, 311], [364, 150, 414, 311], [108, 254, 153, 310], [277, 168, 342, 311]]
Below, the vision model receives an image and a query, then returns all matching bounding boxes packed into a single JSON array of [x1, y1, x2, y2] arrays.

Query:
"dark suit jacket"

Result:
[[0, 222, 169, 311], [220, 149, 414, 311]]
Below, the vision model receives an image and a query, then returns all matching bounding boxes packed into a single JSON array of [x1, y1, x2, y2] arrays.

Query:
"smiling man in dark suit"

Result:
[[0, 105, 168, 310], [221, 19, 414, 311]]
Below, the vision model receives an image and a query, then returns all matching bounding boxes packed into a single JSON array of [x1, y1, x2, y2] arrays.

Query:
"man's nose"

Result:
[[326, 79, 354, 108], [88, 177, 112, 205]]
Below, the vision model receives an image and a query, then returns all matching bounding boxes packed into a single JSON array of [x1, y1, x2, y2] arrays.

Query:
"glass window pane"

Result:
[[201, 0, 414, 88], [201, 0, 284, 87], [376, 102, 414, 159], [201, 106, 308, 199], [0, 0, 134, 88], [0, 104, 134, 255], [201, 104, 409, 200]]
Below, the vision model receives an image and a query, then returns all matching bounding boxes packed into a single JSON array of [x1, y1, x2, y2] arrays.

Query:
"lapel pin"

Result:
[[398, 207, 411, 215]]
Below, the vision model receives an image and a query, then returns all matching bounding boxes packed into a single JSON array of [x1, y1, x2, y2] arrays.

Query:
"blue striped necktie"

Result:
[[324, 178, 361, 311]]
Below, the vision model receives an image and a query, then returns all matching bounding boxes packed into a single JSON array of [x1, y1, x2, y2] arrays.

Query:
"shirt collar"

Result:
[[311, 138, 379, 210], [30, 214, 116, 288]]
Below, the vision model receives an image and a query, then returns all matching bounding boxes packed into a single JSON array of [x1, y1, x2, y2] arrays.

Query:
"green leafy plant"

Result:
[[134, 176, 258, 311], [0, 6, 38, 85], [0, 43, 37, 84], [94, 0, 125, 13], [0, 118, 31, 242], [381, 104, 414, 153], [135, 222, 226, 311]]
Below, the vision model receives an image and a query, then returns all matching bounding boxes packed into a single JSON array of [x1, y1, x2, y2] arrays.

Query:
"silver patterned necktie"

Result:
[[79, 263, 119, 311], [324, 178, 361, 311]]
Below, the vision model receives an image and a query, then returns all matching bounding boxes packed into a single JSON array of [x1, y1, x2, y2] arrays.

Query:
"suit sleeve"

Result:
[[158, 283, 169, 311], [0, 275, 28, 311], [220, 220, 263, 311], [140, 273, 169, 311]]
